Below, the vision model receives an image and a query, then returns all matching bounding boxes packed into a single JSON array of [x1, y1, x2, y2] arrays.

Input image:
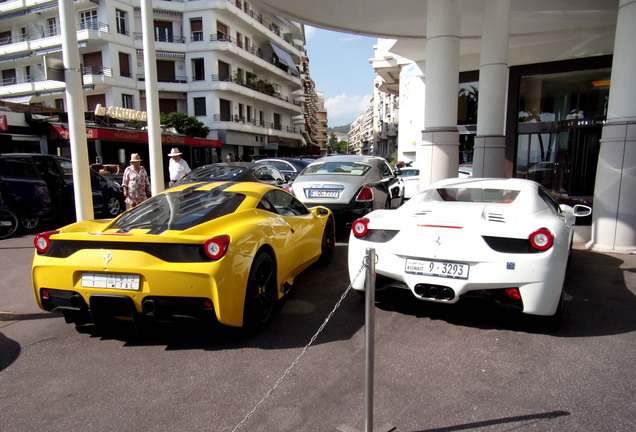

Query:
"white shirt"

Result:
[[169, 157, 191, 182]]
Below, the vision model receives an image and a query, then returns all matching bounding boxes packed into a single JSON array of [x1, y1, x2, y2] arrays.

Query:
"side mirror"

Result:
[[573, 204, 592, 217], [393, 167, 402, 176]]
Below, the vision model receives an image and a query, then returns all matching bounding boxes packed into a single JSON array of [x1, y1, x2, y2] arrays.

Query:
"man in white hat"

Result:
[[167, 147, 191, 187]]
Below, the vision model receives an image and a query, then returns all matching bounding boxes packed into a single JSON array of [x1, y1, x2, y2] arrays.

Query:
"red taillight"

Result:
[[352, 218, 369, 237], [34, 230, 60, 253], [529, 228, 554, 251], [355, 187, 373, 202], [204, 235, 230, 260], [504, 288, 521, 300], [202, 298, 213, 309], [41, 288, 50, 300]]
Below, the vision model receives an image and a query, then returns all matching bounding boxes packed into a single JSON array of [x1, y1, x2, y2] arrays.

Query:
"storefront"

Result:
[[47, 125, 222, 184]]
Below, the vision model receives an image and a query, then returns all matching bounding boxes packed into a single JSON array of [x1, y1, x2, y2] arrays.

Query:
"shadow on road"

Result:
[[411, 409, 570, 432], [0, 333, 21, 372]]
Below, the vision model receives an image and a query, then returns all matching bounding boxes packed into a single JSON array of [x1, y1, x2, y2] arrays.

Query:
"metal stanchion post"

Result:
[[339, 248, 395, 432]]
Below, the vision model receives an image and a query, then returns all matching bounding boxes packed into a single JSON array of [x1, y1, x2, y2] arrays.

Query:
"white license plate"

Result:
[[405, 258, 469, 279], [81, 272, 140, 290], [308, 189, 339, 198]]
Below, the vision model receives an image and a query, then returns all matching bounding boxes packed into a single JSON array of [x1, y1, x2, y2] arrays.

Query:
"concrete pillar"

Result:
[[588, 0, 636, 254], [473, 0, 510, 178], [140, 0, 165, 195], [418, 0, 461, 188], [59, 0, 93, 220]]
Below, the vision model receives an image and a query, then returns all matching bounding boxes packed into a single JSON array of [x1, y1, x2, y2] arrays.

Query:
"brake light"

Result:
[[529, 228, 553, 251], [355, 187, 373, 202], [204, 235, 230, 260], [34, 230, 60, 253], [352, 218, 369, 237]]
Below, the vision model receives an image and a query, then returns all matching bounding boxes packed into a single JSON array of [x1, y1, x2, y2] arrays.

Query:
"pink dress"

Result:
[[122, 165, 151, 207]]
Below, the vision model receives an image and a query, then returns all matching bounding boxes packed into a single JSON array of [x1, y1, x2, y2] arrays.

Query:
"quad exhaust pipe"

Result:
[[414, 284, 455, 301], [142, 299, 157, 315]]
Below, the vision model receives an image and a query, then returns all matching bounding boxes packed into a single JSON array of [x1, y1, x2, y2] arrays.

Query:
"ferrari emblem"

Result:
[[103, 251, 112, 265]]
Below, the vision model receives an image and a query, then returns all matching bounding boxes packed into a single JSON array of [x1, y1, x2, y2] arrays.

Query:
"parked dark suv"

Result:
[[0, 153, 124, 238]]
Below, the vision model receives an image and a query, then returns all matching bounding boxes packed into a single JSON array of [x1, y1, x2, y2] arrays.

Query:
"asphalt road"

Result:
[[1, 231, 635, 432]]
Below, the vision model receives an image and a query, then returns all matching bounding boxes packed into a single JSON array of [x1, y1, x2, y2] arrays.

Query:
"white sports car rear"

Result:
[[348, 178, 591, 318]]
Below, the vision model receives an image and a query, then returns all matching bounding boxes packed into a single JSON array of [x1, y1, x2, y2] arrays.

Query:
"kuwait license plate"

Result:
[[405, 258, 469, 279], [81, 272, 140, 290], [308, 189, 339, 198]]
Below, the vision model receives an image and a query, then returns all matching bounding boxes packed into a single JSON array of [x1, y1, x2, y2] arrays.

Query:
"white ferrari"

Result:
[[348, 178, 592, 319]]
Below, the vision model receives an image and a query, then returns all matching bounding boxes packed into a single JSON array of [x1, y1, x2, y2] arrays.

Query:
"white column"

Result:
[[59, 0, 93, 221], [140, 0, 164, 195], [418, 0, 461, 188], [473, 0, 510, 178], [588, 0, 636, 254]]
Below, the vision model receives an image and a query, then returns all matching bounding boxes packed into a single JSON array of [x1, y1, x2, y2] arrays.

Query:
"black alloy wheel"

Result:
[[243, 252, 277, 331], [318, 217, 335, 265]]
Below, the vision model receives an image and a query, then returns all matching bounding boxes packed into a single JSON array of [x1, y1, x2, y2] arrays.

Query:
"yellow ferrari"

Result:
[[32, 181, 335, 332]]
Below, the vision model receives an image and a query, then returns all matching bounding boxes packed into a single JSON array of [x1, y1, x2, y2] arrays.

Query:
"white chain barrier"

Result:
[[229, 262, 367, 432]]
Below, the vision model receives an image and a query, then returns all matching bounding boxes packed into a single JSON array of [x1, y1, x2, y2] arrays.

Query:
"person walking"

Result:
[[121, 153, 151, 209], [167, 147, 191, 187]]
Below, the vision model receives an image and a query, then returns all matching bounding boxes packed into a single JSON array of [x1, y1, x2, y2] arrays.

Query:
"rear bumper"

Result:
[[38, 288, 218, 330]]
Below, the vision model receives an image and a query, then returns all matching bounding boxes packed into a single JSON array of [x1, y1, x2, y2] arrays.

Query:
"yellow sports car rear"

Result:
[[32, 181, 334, 332]]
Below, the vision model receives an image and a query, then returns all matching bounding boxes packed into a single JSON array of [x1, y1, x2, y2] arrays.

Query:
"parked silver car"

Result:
[[289, 155, 404, 223]]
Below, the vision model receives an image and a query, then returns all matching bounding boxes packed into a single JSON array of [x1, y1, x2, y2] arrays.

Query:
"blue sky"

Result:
[[304, 27, 377, 128]]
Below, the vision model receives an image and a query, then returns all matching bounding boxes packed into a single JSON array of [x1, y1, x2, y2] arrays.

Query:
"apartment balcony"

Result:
[[209, 75, 302, 113], [211, 114, 303, 139]]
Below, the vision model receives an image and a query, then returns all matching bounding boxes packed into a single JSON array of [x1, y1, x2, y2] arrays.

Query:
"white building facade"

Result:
[[0, 0, 322, 166]]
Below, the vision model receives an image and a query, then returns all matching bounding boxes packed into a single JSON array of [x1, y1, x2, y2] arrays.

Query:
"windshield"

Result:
[[183, 165, 248, 182], [111, 188, 245, 233], [302, 162, 370, 176]]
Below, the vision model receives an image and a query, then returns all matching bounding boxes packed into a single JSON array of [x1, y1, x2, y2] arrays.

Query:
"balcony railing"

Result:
[[136, 74, 188, 84], [133, 33, 186, 43], [212, 114, 300, 133]]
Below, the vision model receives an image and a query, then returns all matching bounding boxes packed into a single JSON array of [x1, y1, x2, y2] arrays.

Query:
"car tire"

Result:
[[243, 252, 277, 331], [0, 208, 19, 239], [20, 215, 39, 231], [104, 195, 124, 217], [318, 216, 335, 265]]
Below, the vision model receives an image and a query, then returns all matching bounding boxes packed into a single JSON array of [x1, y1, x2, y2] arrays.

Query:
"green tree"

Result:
[[160, 112, 211, 138]]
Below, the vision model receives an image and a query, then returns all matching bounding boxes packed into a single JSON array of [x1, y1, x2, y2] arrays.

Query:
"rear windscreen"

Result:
[[436, 188, 520, 203], [183, 165, 247, 182], [302, 162, 370, 176], [111, 188, 245, 233]]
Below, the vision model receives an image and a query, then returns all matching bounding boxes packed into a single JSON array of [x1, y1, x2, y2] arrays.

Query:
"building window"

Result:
[[190, 18, 203, 42], [80, 10, 99, 31], [122, 94, 134, 109], [116, 9, 128, 35], [119, 52, 131, 78], [194, 97, 206, 116], [54, 99, 65, 111], [192, 58, 205, 81], [47, 18, 58, 37], [216, 21, 229, 41]]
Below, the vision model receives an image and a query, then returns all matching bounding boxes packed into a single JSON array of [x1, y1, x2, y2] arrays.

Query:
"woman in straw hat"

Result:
[[167, 147, 191, 187], [121, 153, 151, 208]]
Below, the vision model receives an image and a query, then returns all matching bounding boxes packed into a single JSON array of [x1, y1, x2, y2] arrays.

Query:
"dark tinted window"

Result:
[[182, 165, 248, 182], [111, 188, 245, 233], [1, 157, 39, 178], [538, 186, 561, 214]]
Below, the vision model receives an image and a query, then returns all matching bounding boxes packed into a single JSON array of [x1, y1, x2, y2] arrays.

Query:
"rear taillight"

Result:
[[352, 218, 369, 237], [504, 288, 521, 300], [529, 228, 553, 251], [34, 230, 60, 254], [204, 235, 230, 260], [355, 187, 373, 202]]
